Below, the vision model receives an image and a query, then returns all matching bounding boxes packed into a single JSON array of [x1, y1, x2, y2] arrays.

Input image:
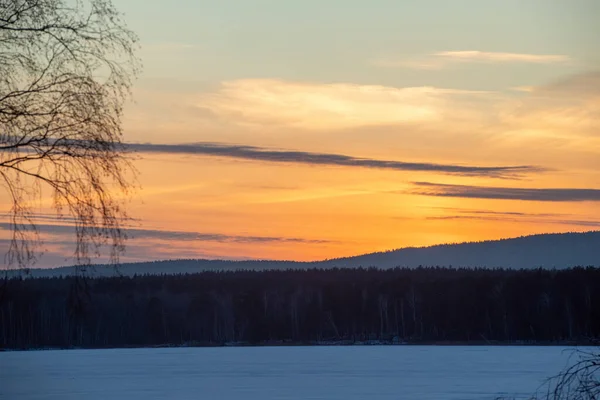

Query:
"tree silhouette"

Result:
[[2, 267, 599, 349], [0, 0, 140, 268], [539, 349, 600, 400]]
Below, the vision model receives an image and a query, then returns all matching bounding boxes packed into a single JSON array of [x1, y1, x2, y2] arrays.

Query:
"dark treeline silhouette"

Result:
[[2, 267, 600, 349]]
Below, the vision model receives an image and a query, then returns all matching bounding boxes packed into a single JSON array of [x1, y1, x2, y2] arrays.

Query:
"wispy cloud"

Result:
[[130, 142, 544, 179], [528, 71, 600, 97], [0, 223, 329, 245], [498, 71, 600, 143], [424, 208, 600, 227], [411, 182, 600, 202], [196, 79, 489, 130], [427, 215, 600, 227], [425, 207, 563, 218], [0, 212, 82, 225], [436, 51, 569, 63], [373, 51, 570, 70]]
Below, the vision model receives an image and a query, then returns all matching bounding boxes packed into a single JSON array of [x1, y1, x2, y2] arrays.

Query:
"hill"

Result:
[[325, 230, 600, 269], [13, 231, 600, 277]]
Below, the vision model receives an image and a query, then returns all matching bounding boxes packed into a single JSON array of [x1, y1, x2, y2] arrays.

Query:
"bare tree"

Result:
[[0, 0, 140, 269], [543, 349, 600, 400], [498, 348, 600, 400]]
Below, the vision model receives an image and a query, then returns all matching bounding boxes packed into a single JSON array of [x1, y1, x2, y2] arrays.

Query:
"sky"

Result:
[[2, 0, 600, 266]]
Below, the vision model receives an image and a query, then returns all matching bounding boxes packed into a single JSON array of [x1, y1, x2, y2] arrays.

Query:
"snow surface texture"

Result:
[[0, 346, 581, 400]]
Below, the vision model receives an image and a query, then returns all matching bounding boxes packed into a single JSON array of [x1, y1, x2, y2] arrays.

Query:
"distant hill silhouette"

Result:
[[326, 230, 600, 269], [14, 231, 600, 277]]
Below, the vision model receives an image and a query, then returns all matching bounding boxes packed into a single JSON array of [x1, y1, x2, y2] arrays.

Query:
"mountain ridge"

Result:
[[12, 230, 600, 277]]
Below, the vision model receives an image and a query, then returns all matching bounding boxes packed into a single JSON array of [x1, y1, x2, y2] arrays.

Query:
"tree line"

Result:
[[1, 267, 599, 349]]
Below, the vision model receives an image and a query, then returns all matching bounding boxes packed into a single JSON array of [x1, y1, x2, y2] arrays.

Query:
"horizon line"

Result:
[[17, 230, 600, 270]]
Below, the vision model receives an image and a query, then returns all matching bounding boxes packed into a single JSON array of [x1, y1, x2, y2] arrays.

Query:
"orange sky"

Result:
[[1, 0, 599, 267]]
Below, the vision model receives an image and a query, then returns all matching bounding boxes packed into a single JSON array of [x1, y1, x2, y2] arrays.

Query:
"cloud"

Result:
[[0, 222, 329, 245], [429, 215, 600, 227], [510, 86, 535, 93], [0, 222, 333, 268], [424, 208, 600, 227], [0, 238, 264, 269], [411, 182, 600, 202], [0, 212, 143, 228], [373, 51, 570, 70], [528, 71, 600, 98], [0, 212, 82, 225], [435, 51, 569, 63], [498, 71, 600, 142], [195, 79, 489, 130], [129, 142, 544, 179], [426, 207, 563, 218]]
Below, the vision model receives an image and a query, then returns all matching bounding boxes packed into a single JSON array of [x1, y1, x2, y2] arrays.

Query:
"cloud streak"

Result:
[[424, 208, 600, 228], [0, 212, 141, 226], [411, 182, 600, 202], [427, 215, 600, 227], [130, 142, 544, 179], [425, 207, 564, 218], [0, 222, 329, 245], [435, 51, 569, 63], [374, 51, 570, 70]]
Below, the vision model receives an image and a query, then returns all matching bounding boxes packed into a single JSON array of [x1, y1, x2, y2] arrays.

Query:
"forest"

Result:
[[1, 267, 599, 349]]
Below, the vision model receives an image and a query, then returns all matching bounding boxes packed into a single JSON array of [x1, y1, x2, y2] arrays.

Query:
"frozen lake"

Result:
[[0, 346, 582, 399]]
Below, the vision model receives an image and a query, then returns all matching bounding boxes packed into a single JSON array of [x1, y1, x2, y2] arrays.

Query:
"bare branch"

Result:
[[1, 0, 140, 269]]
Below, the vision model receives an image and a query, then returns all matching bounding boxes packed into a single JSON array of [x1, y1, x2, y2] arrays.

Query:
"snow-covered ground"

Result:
[[0, 346, 583, 399]]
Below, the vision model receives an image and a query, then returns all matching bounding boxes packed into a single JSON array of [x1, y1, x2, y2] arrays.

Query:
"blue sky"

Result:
[[120, 0, 597, 90]]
